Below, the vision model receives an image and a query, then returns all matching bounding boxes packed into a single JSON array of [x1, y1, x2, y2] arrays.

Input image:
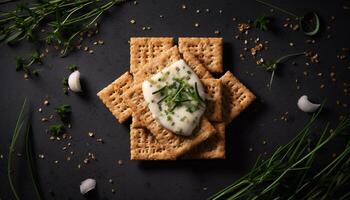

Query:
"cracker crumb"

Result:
[[88, 132, 95, 137], [96, 138, 104, 143], [117, 159, 123, 165], [238, 23, 251, 32]]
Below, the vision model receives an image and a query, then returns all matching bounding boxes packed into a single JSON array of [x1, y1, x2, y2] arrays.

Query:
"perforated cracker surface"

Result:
[[202, 79, 223, 122], [130, 37, 174, 75], [220, 71, 256, 124], [133, 46, 181, 83], [130, 119, 175, 160], [97, 72, 134, 123], [179, 37, 223, 73], [183, 123, 226, 159]]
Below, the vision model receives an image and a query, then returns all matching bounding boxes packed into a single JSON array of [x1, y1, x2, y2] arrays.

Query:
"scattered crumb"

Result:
[[117, 159, 123, 166], [238, 23, 251, 32], [88, 132, 95, 137]]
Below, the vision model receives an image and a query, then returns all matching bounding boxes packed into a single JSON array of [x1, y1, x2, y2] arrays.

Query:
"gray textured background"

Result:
[[0, 0, 349, 199]]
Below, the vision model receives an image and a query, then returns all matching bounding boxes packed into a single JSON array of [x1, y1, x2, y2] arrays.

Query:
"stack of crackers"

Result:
[[97, 37, 255, 160]]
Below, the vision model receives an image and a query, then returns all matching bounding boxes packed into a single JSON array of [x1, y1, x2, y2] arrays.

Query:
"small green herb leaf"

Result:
[[67, 64, 78, 72], [15, 57, 24, 71], [55, 104, 71, 122], [62, 78, 68, 87], [253, 15, 270, 31], [30, 51, 41, 63], [49, 124, 65, 136]]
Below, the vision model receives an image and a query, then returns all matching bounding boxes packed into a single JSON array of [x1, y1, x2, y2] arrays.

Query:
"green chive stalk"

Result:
[[208, 106, 350, 200]]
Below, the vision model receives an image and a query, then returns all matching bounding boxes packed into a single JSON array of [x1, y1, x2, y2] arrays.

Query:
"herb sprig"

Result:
[[153, 78, 205, 113], [208, 106, 350, 200], [55, 104, 71, 122], [15, 50, 41, 74], [49, 124, 65, 135], [260, 52, 305, 89], [0, 0, 126, 56], [253, 15, 270, 31], [256, 0, 320, 36]]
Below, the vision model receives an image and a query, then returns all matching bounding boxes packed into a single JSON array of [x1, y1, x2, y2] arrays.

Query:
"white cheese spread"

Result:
[[142, 59, 206, 136]]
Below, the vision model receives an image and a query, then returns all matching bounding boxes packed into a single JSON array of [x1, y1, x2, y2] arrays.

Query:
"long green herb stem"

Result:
[[261, 52, 305, 89], [25, 125, 43, 200], [8, 99, 43, 199], [8, 98, 28, 200], [208, 105, 350, 200]]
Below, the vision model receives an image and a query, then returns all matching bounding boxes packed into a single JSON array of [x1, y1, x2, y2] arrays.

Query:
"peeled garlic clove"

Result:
[[68, 71, 82, 92], [80, 178, 96, 194], [297, 95, 320, 113]]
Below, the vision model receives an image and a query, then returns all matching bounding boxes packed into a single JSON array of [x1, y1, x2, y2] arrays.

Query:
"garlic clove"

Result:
[[68, 71, 82, 92], [297, 95, 320, 113], [80, 178, 96, 194]]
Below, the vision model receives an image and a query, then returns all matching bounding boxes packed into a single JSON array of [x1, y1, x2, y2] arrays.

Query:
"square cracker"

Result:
[[97, 72, 133, 123], [133, 46, 181, 83], [133, 46, 213, 84], [130, 37, 174, 75], [130, 119, 175, 160], [202, 79, 223, 122], [183, 123, 226, 159], [179, 37, 223, 73], [220, 71, 256, 124], [182, 51, 213, 79], [123, 84, 216, 158], [130, 123, 225, 160]]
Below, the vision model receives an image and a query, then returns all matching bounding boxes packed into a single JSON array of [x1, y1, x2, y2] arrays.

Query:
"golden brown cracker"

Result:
[[220, 71, 256, 124], [182, 51, 213, 79], [130, 119, 175, 160], [183, 123, 226, 159], [123, 84, 216, 158], [133, 46, 181, 83], [130, 37, 174, 75], [179, 37, 223, 73], [97, 72, 134, 123], [202, 79, 223, 122]]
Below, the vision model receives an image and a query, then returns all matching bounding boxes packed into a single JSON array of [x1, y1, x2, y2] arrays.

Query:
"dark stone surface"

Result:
[[0, 0, 349, 199]]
